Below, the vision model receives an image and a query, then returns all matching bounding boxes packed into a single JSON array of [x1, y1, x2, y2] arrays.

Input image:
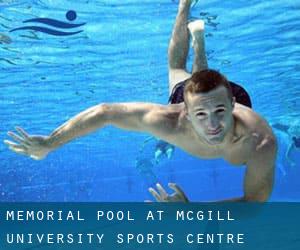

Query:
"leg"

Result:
[[188, 20, 208, 73], [168, 0, 193, 95]]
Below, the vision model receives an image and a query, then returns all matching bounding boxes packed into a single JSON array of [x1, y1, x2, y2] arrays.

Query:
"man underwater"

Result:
[[273, 120, 300, 168], [4, 0, 277, 202]]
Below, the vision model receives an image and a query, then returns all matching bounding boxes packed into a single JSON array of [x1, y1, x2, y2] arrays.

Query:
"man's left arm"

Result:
[[241, 135, 277, 202], [213, 134, 277, 202], [148, 135, 277, 203]]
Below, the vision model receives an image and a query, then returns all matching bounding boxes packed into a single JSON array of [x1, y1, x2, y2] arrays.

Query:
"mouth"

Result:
[[207, 127, 222, 136]]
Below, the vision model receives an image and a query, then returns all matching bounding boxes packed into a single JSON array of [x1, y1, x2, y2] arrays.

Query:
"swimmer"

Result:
[[0, 33, 12, 44], [4, 0, 277, 202], [136, 138, 171, 186], [154, 140, 175, 164], [273, 120, 300, 168], [135, 158, 158, 186], [271, 128, 289, 177], [138, 136, 174, 164], [292, 136, 300, 149]]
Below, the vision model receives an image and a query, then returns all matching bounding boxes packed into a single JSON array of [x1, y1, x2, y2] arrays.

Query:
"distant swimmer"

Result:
[[138, 136, 174, 164], [273, 120, 300, 168], [0, 33, 12, 44], [135, 137, 160, 186], [4, 0, 277, 202], [135, 158, 158, 187], [273, 128, 290, 177], [154, 140, 175, 164]]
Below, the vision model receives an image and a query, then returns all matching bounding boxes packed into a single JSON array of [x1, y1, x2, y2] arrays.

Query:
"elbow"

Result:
[[100, 103, 110, 111], [95, 103, 111, 124], [79, 103, 112, 128]]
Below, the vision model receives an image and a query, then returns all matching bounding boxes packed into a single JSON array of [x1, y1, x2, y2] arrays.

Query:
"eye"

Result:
[[215, 109, 225, 114], [196, 112, 207, 117]]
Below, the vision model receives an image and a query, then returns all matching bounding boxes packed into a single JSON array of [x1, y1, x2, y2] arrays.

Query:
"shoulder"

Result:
[[233, 103, 277, 153], [140, 103, 190, 144], [144, 103, 186, 132]]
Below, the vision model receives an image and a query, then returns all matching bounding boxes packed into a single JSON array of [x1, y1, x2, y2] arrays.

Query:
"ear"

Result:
[[231, 97, 236, 108], [184, 105, 190, 120]]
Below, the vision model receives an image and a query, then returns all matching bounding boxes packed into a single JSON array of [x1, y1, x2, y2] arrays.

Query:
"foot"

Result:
[[179, 0, 192, 8], [188, 20, 205, 47], [179, 0, 198, 5]]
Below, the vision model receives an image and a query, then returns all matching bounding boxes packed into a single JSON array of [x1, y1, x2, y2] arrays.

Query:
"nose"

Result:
[[207, 115, 219, 130]]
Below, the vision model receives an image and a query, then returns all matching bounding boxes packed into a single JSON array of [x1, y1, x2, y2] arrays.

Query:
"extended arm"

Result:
[[4, 103, 177, 160], [48, 103, 171, 148]]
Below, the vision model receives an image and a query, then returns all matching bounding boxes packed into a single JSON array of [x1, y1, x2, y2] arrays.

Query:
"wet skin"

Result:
[[4, 86, 277, 201]]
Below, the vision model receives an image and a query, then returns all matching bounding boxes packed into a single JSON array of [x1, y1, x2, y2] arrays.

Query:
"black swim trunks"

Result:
[[168, 79, 252, 108]]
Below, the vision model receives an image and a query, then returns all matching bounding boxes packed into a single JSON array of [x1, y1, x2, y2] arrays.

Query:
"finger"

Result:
[[4, 140, 26, 149], [4, 139, 26, 150], [8, 146, 27, 155], [156, 183, 168, 199], [4, 139, 17, 147], [15, 127, 30, 140], [148, 187, 162, 202], [7, 131, 28, 145], [168, 183, 187, 199]]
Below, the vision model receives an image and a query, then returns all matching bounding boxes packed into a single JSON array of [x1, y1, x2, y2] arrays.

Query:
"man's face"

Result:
[[185, 86, 234, 145]]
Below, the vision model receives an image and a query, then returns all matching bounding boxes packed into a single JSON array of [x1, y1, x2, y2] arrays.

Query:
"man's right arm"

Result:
[[5, 103, 178, 159], [48, 102, 175, 147]]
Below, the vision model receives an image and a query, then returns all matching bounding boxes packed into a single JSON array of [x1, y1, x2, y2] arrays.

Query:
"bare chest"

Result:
[[223, 140, 252, 166], [174, 134, 253, 165]]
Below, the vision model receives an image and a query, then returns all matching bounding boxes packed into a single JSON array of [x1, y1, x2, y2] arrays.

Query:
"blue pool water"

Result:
[[0, 0, 299, 201]]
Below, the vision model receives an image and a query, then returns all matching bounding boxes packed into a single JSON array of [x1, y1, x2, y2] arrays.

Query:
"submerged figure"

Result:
[[138, 136, 174, 165], [273, 120, 300, 168], [135, 137, 160, 186], [135, 158, 158, 187], [154, 140, 175, 163], [0, 33, 12, 44], [5, 0, 277, 202], [273, 128, 290, 177]]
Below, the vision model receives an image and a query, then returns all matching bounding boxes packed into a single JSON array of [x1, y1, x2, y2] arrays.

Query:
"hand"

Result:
[[148, 183, 189, 202], [4, 127, 51, 160]]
